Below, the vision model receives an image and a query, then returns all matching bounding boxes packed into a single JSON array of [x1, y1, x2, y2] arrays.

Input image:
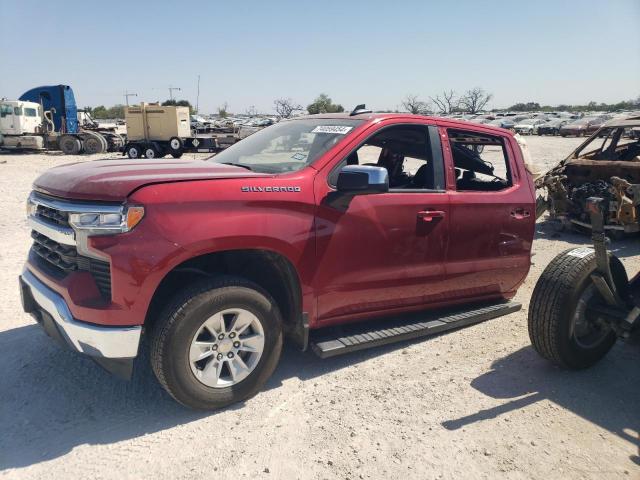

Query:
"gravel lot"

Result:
[[1, 137, 638, 479]]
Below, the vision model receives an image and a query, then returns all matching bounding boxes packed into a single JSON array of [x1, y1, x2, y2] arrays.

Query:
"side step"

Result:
[[310, 301, 521, 359]]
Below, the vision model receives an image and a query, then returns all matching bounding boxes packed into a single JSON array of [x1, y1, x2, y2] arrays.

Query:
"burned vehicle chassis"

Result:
[[537, 117, 640, 235]]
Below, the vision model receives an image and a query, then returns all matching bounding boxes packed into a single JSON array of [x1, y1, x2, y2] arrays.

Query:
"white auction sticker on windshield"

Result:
[[311, 125, 353, 135]]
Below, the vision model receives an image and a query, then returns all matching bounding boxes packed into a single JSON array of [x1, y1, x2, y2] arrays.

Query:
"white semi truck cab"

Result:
[[0, 100, 46, 149]]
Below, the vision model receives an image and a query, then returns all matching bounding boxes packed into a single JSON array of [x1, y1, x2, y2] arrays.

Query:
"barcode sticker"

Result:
[[311, 126, 353, 135]]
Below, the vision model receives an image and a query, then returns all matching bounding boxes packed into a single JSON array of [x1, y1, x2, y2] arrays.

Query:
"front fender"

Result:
[[89, 178, 317, 326]]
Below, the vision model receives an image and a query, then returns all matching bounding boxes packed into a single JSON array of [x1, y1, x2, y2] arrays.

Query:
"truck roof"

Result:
[[297, 112, 515, 136], [0, 99, 40, 108]]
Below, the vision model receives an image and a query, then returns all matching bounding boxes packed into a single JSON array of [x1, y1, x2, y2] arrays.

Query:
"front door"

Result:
[[313, 123, 451, 324]]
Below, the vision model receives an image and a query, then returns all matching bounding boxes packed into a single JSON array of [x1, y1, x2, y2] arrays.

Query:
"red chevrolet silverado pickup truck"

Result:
[[20, 109, 535, 409]]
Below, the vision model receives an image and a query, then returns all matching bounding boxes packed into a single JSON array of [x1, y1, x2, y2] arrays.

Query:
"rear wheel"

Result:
[[144, 144, 160, 159], [150, 277, 283, 410], [59, 135, 82, 155], [528, 248, 626, 369], [83, 136, 104, 154], [168, 136, 183, 156]]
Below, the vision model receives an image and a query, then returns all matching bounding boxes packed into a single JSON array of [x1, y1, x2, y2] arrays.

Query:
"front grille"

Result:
[[36, 204, 70, 228], [31, 230, 112, 300], [32, 230, 77, 273]]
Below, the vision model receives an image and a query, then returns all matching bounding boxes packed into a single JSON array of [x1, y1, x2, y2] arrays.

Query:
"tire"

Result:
[[83, 136, 104, 154], [150, 277, 283, 410], [168, 136, 183, 155], [171, 151, 183, 159], [59, 135, 82, 155], [143, 144, 159, 159], [126, 144, 142, 159], [528, 248, 626, 369]]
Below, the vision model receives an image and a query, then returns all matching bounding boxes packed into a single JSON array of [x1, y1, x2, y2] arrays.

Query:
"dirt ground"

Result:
[[1, 137, 639, 480]]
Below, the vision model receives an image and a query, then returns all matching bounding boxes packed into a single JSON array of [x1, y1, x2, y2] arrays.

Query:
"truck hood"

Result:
[[33, 159, 268, 201]]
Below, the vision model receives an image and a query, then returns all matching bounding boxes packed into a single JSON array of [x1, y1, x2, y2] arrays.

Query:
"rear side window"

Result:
[[24, 108, 38, 117], [448, 129, 512, 192]]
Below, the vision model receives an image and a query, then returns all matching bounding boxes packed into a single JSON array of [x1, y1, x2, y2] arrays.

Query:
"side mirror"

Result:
[[336, 165, 389, 195]]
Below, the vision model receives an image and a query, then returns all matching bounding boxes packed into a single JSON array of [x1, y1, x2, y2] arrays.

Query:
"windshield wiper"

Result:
[[219, 162, 253, 171]]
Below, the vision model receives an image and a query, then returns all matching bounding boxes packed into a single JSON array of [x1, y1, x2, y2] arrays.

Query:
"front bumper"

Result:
[[20, 268, 142, 377]]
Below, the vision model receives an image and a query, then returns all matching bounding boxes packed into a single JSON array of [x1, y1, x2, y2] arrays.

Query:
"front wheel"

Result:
[[528, 248, 626, 369], [126, 144, 142, 159], [150, 277, 283, 410]]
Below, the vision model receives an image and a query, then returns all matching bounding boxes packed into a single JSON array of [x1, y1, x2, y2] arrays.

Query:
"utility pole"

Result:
[[168, 85, 181, 101], [124, 90, 138, 106], [195, 75, 200, 114]]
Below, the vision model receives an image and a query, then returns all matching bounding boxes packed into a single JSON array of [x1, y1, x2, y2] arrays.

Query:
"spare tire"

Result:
[[528, 248, 627, 369]]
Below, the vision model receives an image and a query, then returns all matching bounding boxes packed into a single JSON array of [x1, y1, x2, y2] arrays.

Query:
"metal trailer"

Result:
[[122, 103, 219, 159]]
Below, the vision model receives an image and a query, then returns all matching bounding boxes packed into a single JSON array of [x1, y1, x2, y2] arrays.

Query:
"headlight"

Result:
[[26, 197, 37, 217], [68, 206, 145, 235]]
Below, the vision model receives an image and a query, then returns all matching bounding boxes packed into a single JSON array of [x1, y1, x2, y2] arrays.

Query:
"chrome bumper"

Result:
[[19, 268, 141, 359]]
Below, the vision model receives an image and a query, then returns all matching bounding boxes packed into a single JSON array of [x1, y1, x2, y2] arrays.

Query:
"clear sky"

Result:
[[1, 0, 638, 114]]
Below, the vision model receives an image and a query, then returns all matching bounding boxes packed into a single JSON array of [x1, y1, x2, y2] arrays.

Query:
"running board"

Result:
[[310, 301, 521, 359]]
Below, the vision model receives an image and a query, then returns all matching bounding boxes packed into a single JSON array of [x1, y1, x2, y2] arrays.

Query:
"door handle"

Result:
[[510, 208, 531, 219], [417, 210, 445, 222]]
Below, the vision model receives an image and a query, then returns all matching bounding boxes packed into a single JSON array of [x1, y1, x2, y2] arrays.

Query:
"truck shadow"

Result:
[[0, 323, 411, 470], [441, 344, 640, 466]]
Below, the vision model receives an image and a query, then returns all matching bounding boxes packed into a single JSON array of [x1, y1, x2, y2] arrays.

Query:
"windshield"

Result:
[[210, 118, 363, 173]]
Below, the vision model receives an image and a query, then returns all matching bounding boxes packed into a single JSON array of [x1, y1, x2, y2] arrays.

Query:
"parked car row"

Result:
[[558, 115, 610, 137], [190, 115, 278, 134], [450, 111, 637, 137]]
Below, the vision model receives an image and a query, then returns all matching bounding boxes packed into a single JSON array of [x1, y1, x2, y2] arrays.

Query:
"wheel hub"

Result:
[[572, 284, 612, 349], [218, 339, 233, 354], [189, 308, 265, 388]]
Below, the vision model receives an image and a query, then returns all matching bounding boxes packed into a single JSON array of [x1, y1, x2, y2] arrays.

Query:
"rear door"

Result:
[[440, 125, 535, 300]]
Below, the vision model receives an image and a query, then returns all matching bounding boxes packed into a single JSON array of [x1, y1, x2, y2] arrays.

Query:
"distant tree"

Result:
[[162, 99, 194, 114], [401, 94, 430, 114], [245, 105, 258, 117], [508, 102, 541, 112], [217, 102, 229, 118], [91, 105, 107, 118], [274, 98, 303, 118], [503, 96, 640, 113], [307, 94, 344, 114], [430, 90, 459, 114], [460, 87, 493, 113], [108, 104, 125, 119]]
